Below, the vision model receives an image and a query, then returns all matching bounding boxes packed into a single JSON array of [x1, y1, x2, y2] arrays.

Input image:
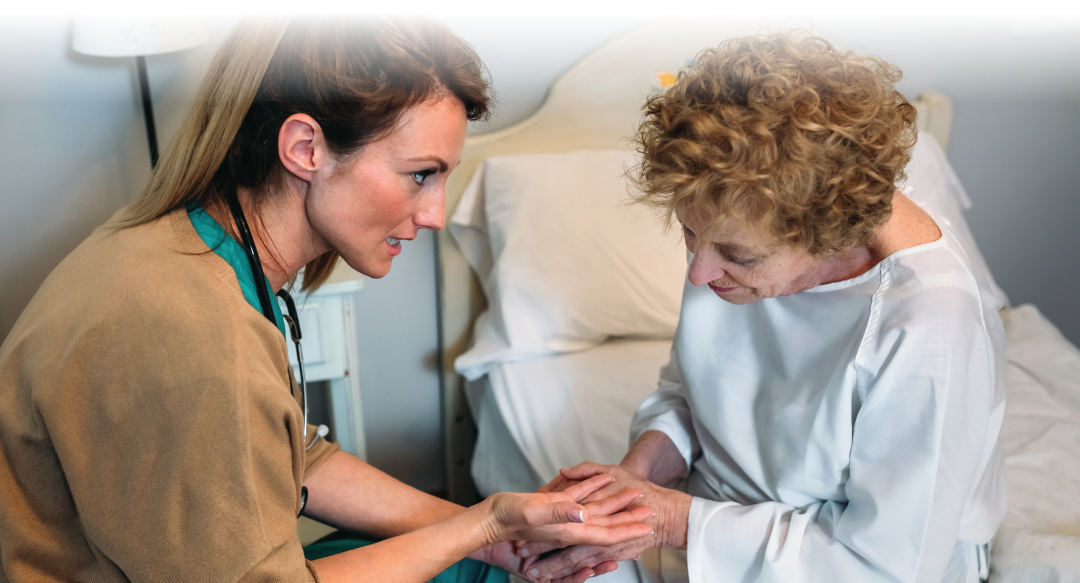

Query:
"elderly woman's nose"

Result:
[[688, 253, 724, 286]]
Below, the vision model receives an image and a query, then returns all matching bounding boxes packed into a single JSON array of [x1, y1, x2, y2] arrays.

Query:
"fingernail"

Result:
[[572, 509, 586, 523], [519, 548, 530, 557], [563, 568, 572, 575], [528, 568, 539, 577], [546, 575, 554, 580]]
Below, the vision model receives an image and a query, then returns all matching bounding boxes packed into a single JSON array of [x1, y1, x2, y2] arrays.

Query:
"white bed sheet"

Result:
[[991, 304, 1080, 582], [468, 338, 673, 496], [468, 305, 1080, 582]]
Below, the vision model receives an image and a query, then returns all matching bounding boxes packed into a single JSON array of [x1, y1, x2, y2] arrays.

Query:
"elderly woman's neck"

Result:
[[819, 246, 877, 286], [826, 191, 943, 285], [869, 192, 943, 262]]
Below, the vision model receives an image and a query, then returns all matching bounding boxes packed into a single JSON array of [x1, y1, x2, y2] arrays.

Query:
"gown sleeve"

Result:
[[629, 339, 702, 472], [684, 285, 1005, 583]]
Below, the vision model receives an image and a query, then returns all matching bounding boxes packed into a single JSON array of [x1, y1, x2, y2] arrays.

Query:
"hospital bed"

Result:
[[436, 21, 1080, 582]]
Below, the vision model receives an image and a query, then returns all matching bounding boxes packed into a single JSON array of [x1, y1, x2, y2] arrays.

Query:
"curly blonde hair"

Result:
[[633, 30, 917, 254]]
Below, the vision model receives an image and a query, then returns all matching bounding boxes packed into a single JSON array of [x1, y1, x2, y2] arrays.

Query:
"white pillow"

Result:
[[452, 150, 687, 380]]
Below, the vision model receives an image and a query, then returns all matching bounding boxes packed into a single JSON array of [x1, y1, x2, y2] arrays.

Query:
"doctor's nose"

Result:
[[687, 253, 725, 287], [415, 192, 446, 231]]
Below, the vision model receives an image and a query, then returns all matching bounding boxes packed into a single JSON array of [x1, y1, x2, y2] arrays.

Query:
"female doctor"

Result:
[[519, 31, 1007, 583], [0, 19, 653, 582]]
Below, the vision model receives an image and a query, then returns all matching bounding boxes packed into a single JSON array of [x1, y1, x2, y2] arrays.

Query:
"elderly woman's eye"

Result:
[[682, 224, 695, 237], [718, 246, 755, 266]]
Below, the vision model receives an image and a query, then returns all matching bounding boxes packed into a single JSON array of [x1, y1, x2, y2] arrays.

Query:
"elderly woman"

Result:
[[0, 19, 653, 582], [520, 31, 1006, 583]]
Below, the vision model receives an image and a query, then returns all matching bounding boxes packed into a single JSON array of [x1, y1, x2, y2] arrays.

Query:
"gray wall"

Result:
[[0, 17, 223, 341], [353, 229, 444, 493], [1, 15, 1078, 496]]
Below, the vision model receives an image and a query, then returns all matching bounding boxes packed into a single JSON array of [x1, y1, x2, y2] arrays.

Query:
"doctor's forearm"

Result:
[[312, 500, 494, 583], [621, 431, 687, 485], [303, 450, 463, 538]]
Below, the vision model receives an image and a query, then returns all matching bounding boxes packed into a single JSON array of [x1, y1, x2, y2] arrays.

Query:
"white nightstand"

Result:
[[284, 261, 367, 460]]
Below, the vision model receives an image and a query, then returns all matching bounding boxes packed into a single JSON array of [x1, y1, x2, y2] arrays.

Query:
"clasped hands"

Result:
[[505, 461, 692, 583]]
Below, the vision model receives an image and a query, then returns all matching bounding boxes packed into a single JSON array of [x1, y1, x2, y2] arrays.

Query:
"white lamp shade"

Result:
[[72, 18, 208, 57]]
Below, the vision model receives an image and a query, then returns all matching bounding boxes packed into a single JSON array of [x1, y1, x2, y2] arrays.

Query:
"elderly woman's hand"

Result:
[[514, 462, 692, 583], [481, 474, 655, 553]]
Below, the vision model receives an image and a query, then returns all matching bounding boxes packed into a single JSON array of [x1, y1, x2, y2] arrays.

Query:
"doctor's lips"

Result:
[[386, 237, 403, 256]]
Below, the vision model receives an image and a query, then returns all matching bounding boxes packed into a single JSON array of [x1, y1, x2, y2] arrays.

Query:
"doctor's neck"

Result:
[[206, 185, 327, 292]]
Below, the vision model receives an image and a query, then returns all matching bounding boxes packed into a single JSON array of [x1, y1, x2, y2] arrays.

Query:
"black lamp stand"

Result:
[[135, 55, 159, 169]]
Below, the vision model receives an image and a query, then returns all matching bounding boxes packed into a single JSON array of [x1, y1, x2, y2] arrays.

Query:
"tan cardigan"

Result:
[[0, 208, 339, 581]]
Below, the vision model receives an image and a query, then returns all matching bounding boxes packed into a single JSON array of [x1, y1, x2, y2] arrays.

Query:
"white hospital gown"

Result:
[[631, 213, 1007, 582]]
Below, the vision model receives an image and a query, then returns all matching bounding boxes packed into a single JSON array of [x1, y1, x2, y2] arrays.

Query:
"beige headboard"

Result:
[[438, 20, 953, 503]]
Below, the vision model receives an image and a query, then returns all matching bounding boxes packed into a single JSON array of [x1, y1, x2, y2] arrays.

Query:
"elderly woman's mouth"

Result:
[[708, 283, 737, 293]]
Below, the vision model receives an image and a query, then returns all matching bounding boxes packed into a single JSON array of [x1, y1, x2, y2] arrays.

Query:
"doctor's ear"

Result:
[[278, 113, 329, 182]]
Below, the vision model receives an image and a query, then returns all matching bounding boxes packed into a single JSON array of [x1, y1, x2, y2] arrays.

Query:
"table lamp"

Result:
[[72, 19, 208, 168]]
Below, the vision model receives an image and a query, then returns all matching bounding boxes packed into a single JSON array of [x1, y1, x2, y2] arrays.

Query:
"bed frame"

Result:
[[437, 20, 954, 503]]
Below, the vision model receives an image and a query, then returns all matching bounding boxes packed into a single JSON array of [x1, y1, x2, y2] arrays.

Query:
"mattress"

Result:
[[467, 305, 1080, 582]]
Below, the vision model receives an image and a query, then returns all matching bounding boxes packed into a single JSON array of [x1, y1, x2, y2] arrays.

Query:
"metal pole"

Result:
[[135, 55, 159, 169]]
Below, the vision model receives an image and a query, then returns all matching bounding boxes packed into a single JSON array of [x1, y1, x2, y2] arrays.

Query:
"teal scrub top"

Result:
[[186, 201, 288, 339]]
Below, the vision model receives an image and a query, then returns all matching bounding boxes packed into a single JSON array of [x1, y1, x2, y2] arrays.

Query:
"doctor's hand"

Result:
[[515, 462, 692, 583], [479, 474, 654, 560]]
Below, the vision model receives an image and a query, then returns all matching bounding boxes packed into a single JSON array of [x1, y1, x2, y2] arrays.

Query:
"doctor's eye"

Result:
[[411, 169, 437, 185]]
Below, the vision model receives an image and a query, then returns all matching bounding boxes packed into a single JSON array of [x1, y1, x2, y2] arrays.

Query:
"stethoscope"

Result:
[[225, 187, 325, 515]]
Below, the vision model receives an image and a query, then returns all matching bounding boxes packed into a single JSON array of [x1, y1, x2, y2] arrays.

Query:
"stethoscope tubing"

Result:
[[224, 188, 310, 446], [225, 189, 278, 326], [225, 187, 327, 517]]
